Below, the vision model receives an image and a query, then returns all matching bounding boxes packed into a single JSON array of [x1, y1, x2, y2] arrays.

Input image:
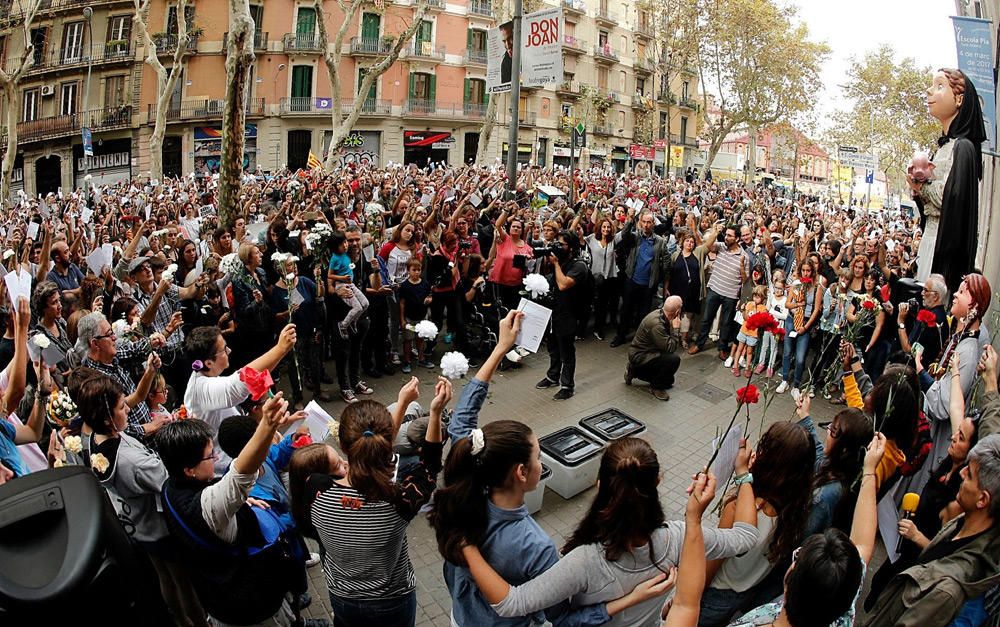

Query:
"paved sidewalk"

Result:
[[300, 337, 840, 625]]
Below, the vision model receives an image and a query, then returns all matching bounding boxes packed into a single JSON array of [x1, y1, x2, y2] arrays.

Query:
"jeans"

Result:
[[864, 339, 891, 382], [546, 331, 577, 389], [592, 275, 621, 335], [696, 288, 737, 353], [333, 317, 369, 392], [631, 352, 680, 389], [616, 279, 656, 341], [756, 331, 779, 370], [781, 328, 811, 387], [697, 586, 755, 627], [329, 590, 417, 627]]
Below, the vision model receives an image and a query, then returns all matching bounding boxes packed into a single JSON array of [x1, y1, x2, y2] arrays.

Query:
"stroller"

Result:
[[462, 282, 508, 357]]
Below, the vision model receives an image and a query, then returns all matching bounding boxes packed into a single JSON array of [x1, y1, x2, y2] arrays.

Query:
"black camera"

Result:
[[906, 297, 920, 312], [532, 244, 562, 258], [458, 240, 473, 250]]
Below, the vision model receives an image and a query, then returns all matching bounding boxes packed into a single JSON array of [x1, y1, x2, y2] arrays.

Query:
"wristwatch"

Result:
[[898, 323, 906, 329], [733, 472, 753, 486]]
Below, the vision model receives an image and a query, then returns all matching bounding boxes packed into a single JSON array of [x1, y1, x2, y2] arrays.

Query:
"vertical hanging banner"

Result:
[[522, 8, 563, 88], [487, 21, 513, 94], [951, 16, 996, 151]]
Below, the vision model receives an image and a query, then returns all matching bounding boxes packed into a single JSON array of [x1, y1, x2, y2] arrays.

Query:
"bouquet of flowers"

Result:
[[271, 252, 301, 377], [111, 318, 147, 347], [363, 203, 385, 239], [47, 390, 79, 428], [304, 222, 335, 269]]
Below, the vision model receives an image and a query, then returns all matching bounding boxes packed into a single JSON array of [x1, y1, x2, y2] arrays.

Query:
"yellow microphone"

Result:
[[896, 493, 920, 556]]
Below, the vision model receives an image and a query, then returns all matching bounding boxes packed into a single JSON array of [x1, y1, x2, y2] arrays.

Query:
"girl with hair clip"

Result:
[[457, 427, 761, 626], [75, 371, 206, 627], [697, 421, 816, 627], [431, 310, 626, 625], [296, 374, 451, 627]]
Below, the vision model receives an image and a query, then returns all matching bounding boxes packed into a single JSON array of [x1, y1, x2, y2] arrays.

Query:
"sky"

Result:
[[784, 0, 959, 129]]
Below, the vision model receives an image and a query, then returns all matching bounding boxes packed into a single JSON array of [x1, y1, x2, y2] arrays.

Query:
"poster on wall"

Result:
[[951, 16, 996, 151], [486, 21, 513, 94], [73, 138, 131, 189]]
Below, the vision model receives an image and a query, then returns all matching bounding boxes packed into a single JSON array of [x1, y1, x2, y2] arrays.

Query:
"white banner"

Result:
[[486, 22, 512, 94], [522, 8, 562, 88]]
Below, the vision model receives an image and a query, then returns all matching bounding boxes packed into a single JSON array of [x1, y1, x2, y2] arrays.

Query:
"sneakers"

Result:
[[355, 381, 374, 395], [767, 368, 774, 378], [650, 388, 670, 401], [337, 321, 349, 340], [536, 377, 558, 389], [724, 356, 734, 368], [401, 362, 412, 373], [775, 380, 789, 394], [754, 363, 765, 375], [553, 388, 574, 401], [593, 330, 605, 341], [505, 349, 523, 363], [790, 387, 801, 401], [341, 389, 358, 403], [390, 352, 402, 365], [688, 345, 701, 355], [305, 552, 321, 568], [418, 359, 436, 369]]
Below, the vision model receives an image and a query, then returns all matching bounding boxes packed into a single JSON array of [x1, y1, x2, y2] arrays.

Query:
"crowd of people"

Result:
[[0, 65, 997, 627]]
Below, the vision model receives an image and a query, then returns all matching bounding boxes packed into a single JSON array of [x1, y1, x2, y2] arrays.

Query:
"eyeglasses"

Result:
[[201, 451, 220, 462], [819, 421, 841, 438], [215, 346, 232, 357], [94, 331, 116, 341], [791, 546, 801, 564]]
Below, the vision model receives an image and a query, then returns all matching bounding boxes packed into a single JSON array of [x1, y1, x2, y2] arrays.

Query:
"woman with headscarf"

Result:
[[908, 68, 987, 292]]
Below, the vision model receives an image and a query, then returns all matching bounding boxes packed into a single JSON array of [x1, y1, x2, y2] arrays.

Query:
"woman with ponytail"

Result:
[[458, 434, 760, 626], [295, 374, 451, 627], [431, 310, 623, 625]]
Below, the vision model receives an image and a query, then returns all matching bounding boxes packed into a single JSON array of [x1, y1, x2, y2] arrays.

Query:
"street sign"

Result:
[[837, 145, 877, 170], [864, 169, 874, 184], [572, 126, 586, 148], [82, 127, 93, 157]]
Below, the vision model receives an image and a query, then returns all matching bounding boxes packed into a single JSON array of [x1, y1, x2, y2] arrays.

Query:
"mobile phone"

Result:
[[912, 342, 924, 356]]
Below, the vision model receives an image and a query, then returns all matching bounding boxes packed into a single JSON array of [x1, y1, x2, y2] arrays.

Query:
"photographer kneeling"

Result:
[[535, 230, 590, 401]]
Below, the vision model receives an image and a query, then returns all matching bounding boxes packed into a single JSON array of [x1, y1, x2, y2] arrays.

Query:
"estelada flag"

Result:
[[307, 151, 323, 170]]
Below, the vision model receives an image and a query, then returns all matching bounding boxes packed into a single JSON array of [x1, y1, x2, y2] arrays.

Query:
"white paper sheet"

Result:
[[85, 244, 114, 275], [514, 298, 552, 353], [26, 337, 66, 366], [710, 423, 744, 488], [4, 268, 32, 305], [81, 208, 93, 224], [25, 223, 39, 240], [287, 401, 336, 443]]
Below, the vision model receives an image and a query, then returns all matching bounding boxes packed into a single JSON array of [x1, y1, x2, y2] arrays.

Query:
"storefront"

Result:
[[588, 149, 606, 168], [501, 142, 533, 165], [611, 147, 630, 174], [552, 143, 572, 169], [324, 130, 381, 168], [194, 124, 257, 175], [628, 144, 654, 177], [9, 154, 23, 197], [73, 138, 131, 189], [404, 131, 452, 168]]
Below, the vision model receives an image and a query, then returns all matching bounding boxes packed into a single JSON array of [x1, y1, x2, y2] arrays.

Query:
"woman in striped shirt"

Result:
[[297, 376, 452, 627]]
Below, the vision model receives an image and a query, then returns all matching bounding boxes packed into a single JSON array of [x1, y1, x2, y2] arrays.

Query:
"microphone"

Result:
[[896, 492, 920, 556]]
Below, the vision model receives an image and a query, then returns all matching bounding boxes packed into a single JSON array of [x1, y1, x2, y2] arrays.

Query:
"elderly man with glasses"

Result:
[[76, 311, 165, 442], [896, 273, 950, 365]]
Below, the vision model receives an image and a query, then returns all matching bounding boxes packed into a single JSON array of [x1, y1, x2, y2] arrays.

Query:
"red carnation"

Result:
[[736, 384, 760, 404], [862, 299, 876, 311], [773, 327, 785, 340], [916, 309, 937, 327], [800, 277, 813, 285], [293, 434, 314, 449], [239, 366, 275, 402], [746, 311, 779, 334]]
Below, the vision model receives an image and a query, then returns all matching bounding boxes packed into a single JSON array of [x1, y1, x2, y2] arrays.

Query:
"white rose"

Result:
[[64, 435, 82, 454], [286, 273, 296, 281], [32, 335, 51, 349], [90, 453, 110, 473]]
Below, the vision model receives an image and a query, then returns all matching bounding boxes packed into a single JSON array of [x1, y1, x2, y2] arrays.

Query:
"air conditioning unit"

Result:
[[40, 85, 55, 97]]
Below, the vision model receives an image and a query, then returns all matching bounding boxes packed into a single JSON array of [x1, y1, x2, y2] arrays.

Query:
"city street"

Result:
[[301, 337, 841, 625]]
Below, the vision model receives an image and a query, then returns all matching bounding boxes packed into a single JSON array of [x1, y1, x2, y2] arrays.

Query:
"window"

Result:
[[107, 15, 132, 43], [636, 77, 646, 96], [680, 116, 688, 143], [295, 7, 317, 47], [167, 5, 196, 34], [291, 65, 313, 111], [469, 29, 487, 52], [618, 110, 625, 128], [358, 68, 376, 105], [104, 75, 126, 108], [619, 70, 626, 92], [361, 13, 380, 41], [22, 89, 39, 122], [682, 81, 689, 100], [410, 72, 433, 100], [465, 78, 485, 105], [416, 20, 432, 49], [597, 67, 608, 91], [61, 21, 84, 63], [598, 30, 608, 47], [659, 112, 666, 139], [30, 27, 47, 66], [60, 82, 77, 116], [561, 103, 572, 118], [250, 4, 263, 32]]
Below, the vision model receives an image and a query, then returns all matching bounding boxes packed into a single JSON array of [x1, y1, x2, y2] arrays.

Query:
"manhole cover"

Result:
[[689, 383, 731, 403]]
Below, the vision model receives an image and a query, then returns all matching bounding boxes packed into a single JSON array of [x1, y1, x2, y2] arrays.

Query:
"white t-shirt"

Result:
[[184, 371, 248, 475]]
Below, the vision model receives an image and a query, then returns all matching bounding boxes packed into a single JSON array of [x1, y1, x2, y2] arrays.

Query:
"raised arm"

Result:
[[664, 473, 717, 627], [852, 433, 886, 565], [2, 296, 29, 414], [247, 324, 297, 374]]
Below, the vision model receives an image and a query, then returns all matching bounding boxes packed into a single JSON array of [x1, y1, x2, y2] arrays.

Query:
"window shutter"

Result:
[[464, 78, 470, 103], [467, 28, 472, 49], [428, 74, 436, 103], [408, 73, 416, 99]]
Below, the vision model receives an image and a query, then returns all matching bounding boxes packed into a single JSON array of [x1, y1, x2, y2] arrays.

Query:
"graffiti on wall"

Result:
[[326, 131, 381, 168]]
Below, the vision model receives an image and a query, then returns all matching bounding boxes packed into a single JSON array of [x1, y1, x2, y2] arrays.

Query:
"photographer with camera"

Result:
[[535, 230, 590, 401]]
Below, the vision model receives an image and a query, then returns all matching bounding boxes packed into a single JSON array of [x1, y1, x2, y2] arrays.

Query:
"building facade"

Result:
[[0, 0, 704, 195]]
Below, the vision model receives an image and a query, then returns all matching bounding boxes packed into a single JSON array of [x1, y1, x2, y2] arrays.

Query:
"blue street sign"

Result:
[[864, 169, 874, 184], [82, 127, 93, 157]]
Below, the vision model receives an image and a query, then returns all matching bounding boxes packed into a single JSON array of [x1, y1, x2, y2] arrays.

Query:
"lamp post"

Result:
[[81, 7, 94, 184], [272, 64, 285, 170]]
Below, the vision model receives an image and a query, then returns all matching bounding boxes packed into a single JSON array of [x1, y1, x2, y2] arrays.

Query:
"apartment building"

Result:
[[0, 0, 705, 194]]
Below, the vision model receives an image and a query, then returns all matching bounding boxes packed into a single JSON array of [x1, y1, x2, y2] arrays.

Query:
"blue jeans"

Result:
[[330, 590, 417, 627], [781, 328, 811, 387], [696, 288, 738, 353], [697, 585, 755, 627]]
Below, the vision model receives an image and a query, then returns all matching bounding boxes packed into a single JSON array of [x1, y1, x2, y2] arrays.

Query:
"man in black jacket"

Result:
[[536, 230, 590, 400]]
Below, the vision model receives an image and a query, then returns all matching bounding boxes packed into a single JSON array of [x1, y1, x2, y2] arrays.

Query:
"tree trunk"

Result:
[[218, 0, 255, 227], [701, 120, 736, 181], [1, 83, 18, 205], [474, 94, 498, 164]]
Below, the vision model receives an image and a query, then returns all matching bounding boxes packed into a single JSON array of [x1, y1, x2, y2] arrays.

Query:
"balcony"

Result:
[[634, 22, 654, 40], [633, 56, 653, 74], [631, 93, 653, 110], [425, 0, 446, 9], [678, 95, 700, 111], [18, 105, 132, 144], [0, 0, 132, 27], [8, 42, 134, 75], [282, 32, 324, 53], [595, 9, 617, 26], [405, 42, 445, 61], [562, 35, 587, 54], [556, 81, 582, 99], [657, 90, 677, 105], [560, 0, 585, 18], [592, 124, 612, 136], [222, 30, 269, 50], [403, 98, 442, 116], [463, 102, 488, 118], [464, 49, 487, 65], [518, 112, 537, 126], [147, 98, 265, 123], [154, 33, 200, 56], [279, 97, 391, 115], [593, 43, 619, 64], [468, 0, 493, 17], [350, 37, 392, 56]]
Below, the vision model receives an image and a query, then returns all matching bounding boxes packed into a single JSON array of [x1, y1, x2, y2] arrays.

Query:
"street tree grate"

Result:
[[689, 382, 731, 403]]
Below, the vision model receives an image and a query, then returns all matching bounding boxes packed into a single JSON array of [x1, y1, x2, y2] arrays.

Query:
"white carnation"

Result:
[[32, 334, 51, 349], [90, 452, 110, 473], [63, 435, 82, 454], [440, 351, 470, 379], [413, 320, 439, 341], [523, 274, 550, 298]]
